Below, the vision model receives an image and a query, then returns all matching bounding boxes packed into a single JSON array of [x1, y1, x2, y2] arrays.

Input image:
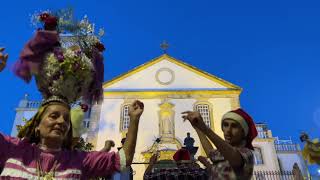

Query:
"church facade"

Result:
[[89, 54, 242, 178], [11, 54, 309, 179]]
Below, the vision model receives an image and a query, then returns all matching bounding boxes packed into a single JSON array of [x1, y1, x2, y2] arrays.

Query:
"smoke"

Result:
[[98, 119, 116, 132]]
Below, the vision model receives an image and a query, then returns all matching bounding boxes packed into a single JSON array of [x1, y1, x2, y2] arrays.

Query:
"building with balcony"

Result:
[[11, 54, 310, 179], [252, 123, 309, 178]]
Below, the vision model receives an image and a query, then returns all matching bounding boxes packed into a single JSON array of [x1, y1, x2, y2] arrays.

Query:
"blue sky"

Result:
[[1, 0, 320, 174]]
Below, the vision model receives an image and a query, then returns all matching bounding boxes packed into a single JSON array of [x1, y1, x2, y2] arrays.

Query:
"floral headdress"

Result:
[[13, 9, 105, 106]]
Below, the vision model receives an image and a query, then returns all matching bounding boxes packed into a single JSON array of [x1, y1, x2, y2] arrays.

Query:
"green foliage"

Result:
[[73, 137, 94, 151], [16, 117, 28, 132]]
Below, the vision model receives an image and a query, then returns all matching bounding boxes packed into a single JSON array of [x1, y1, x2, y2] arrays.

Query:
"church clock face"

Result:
[[155, 68, 175, 85]]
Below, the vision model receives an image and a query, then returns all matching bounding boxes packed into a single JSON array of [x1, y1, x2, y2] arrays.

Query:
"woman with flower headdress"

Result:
[[182, 109, 258, 180], [0, 11, 143, 179]]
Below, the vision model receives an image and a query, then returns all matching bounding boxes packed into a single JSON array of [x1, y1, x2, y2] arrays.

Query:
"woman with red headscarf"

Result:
[[182, 108, 258, 180]]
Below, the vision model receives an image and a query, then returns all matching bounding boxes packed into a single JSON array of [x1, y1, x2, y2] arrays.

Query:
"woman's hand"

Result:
[[101, 140, 115, 152], [128, 100, 144, 120]]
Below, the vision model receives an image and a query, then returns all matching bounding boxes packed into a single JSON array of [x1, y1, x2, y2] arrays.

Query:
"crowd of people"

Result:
[[142, 109, 257, 180], [0, 10, 259, 180]]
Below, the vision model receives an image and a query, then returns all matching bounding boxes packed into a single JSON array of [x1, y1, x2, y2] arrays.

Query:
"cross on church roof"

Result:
[[160, 40, 169, 54]]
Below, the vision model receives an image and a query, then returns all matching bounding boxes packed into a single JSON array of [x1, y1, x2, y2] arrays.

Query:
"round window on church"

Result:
[[155, 68, 175, 85]]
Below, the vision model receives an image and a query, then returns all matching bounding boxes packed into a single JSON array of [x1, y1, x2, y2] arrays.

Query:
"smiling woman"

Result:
[[37, 104, 71, 146], [0, 101, 143, 179], [0, 10, 144, 179], [0, 99, 144, 179], [18, 102, 73, 151]]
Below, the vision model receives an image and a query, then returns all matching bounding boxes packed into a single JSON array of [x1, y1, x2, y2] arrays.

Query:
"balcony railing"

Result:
[[26, 101, 41, 109], [91, 166, 310, 180], [257, 131, 270, 139], [23, 100, 80, 109], [252, 171, 296, 180], [255, 124, 271, 139], [275, 144, 300, 152]]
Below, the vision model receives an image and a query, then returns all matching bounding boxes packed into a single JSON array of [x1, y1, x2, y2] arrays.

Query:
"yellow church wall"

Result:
[[97, 54, 242, 179]]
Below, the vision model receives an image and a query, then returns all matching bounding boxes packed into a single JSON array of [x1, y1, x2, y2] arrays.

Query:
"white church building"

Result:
[[11, 54, 309, 179]]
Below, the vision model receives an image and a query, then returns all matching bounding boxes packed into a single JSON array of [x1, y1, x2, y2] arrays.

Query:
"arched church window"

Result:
[[195, 104, 211, 128], [253, 147, 264, 165], [120, 104, 130, 131]]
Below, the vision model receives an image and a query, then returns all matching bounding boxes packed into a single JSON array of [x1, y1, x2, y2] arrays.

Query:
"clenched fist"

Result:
[[128, 100, 144, 120], [182, 111, 208, 132]]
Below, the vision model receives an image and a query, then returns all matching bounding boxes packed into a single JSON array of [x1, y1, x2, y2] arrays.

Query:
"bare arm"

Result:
[[194, 127, 214, 157], [182, 111, 243, 169], [122, 100, 144, 166], [122, 116, 139, 165], [202, 126, 243, 168]]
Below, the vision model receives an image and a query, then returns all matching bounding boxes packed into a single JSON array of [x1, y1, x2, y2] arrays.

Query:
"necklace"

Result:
[[36, 151, 61, 180], [37, 158, 59, 180]]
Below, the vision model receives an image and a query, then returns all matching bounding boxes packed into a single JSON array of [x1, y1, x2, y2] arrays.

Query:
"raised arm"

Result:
[[182, 111, 243, 169], [122, 100, 144, 166], [194, 127, 214, 157]]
